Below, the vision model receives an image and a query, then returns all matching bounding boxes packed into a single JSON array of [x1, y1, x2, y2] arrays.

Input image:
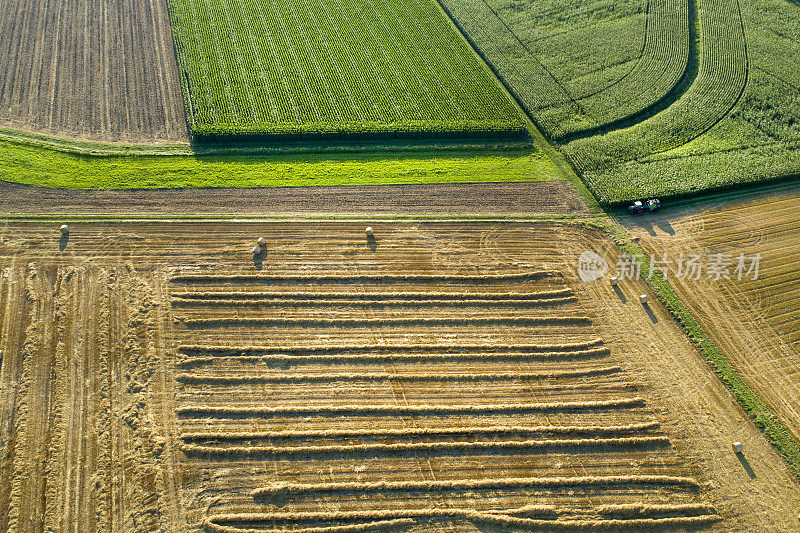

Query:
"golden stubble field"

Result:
[[0, 221, 797, 532], [628, 186, 800, 447]]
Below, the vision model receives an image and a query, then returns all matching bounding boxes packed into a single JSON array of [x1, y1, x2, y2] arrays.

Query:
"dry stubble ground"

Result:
[[0, 221, 797, 531], [624, 183, 800, 449]]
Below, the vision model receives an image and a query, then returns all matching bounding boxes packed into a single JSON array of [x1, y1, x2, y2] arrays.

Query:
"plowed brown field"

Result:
[[627, 185, 800, 447], [0, 222, 797, 532], [0, 0, 187, 142]]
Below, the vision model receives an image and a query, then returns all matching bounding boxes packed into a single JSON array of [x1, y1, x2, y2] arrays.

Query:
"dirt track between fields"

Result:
[[0, 180, 588, 216], [1, 221, 797, 532], [0, 0, 187, 142]]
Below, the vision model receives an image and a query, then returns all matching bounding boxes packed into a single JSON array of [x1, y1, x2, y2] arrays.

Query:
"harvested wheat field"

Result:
[[626, 184, 800, 447], [0, 0, 186, 142], [0, 221, 797, 532]]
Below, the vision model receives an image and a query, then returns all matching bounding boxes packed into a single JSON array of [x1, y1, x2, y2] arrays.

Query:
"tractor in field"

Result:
[[627, 198, 661, 215]]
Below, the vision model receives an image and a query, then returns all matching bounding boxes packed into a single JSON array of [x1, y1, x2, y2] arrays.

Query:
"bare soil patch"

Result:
[[0, 0, 187, 143], [0, 222, 796, 531], [0, 180, 588, 216]]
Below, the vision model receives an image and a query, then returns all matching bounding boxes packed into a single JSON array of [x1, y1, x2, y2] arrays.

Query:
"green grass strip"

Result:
[[619, 237, 800, 480], [0, 138, 562, 190]]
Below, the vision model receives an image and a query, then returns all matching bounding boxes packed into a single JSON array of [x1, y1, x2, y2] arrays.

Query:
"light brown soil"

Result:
[[623, 185, 800, 446], [0, 0, 187, 143], [0, 222, 797, 532], [0, 180, 588, 216]]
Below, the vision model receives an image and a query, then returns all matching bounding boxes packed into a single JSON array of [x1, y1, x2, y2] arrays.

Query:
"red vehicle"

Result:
[[628, 199, 661, 215]]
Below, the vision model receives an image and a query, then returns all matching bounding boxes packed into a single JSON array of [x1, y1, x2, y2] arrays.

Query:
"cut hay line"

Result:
[[251, 474, 702, 498], [169, 271, 560, 284], [180, 421, 660, 442], [171, 296, 578, 308], [177, 315, 594, 328], [171, 288, 575, 301], [203, 517, 414, 533], [176, 347, 611, 368], [180, 436, 671, 457], [203, 508, 720, 532], [595, 503, 718, 518], [177, 338, 605, 356], [175, 397, 645, 418], [176, 366, 623, 385]]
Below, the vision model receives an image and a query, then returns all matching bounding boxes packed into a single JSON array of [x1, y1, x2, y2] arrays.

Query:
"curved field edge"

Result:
[[0, 137, 565, 190], [563, 0, 748, 172], [616, 233, 800, 480], [436, 0, 692, 141]]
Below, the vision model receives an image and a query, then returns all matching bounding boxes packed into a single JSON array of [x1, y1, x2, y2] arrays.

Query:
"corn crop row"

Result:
[[565, 0, 748, 174], [576, 0, 691, 134]]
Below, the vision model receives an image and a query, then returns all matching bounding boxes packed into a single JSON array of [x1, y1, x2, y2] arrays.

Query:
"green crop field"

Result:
[[569, 0, 800, 203], [564, 0, 748, 170], [165, 0, 527, 141], [439, 0, 800, 204], [438, 0, 691, 140]]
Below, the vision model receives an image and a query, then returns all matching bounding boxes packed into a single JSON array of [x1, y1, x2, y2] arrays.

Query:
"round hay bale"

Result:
[[365, 226, 373, 236], [257, 237, 267, 247], [252, 246, 262, 255], [610, 276, 619, 286], [60, 224, 69, 234], [640, 294, 648, 304]]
